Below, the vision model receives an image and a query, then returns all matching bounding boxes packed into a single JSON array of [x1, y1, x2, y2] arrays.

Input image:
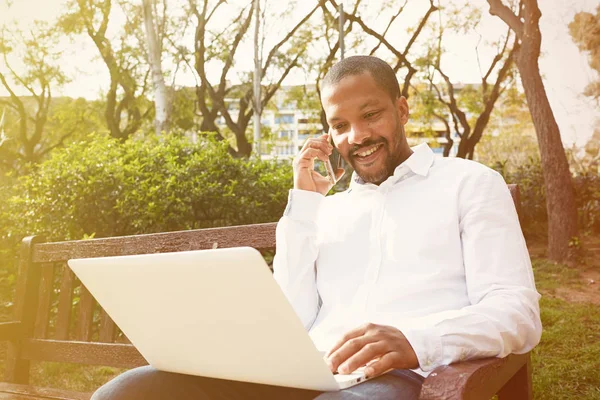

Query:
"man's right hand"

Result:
[[293, 134, 345, 196]]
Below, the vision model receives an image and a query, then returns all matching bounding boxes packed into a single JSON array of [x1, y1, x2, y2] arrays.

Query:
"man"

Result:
[[92, 56, 542, 400]]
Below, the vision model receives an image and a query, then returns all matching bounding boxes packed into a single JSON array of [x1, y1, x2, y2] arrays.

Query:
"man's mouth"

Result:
[[353, 143, 384, 163]]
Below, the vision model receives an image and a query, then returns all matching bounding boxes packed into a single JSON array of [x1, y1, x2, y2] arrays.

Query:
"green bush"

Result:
[[500, 157, 600, 238], [573, 172, 600, 234], [503, 157, 548, 238], [2, 133, 293, 245]]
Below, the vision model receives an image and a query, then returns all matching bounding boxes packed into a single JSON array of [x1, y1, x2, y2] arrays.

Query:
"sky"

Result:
[[0, 0, 598, 147]]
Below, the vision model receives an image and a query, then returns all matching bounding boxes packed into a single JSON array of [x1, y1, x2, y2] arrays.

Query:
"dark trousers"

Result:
[[91, 366, 424, 400]]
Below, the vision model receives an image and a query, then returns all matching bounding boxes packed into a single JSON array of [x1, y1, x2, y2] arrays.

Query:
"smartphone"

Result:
[[324, 134, 343, 185]]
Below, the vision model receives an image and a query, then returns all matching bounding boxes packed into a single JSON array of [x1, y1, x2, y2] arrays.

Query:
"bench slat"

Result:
[[31, 223, 277, 263], [55, 267, 74, 340], [0, 393, 49, 400], [21, 339, 148, 369], [98, 310, 116, 343], [75, 286, 95, 342], [0, 382, 91, 400], [0, 322, 23, 341], [33, 264, 55, 339]]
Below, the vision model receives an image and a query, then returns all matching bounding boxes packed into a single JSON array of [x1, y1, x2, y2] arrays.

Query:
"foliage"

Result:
[[498, 156, 600, 238], [280, 85, 321, 124], [572, 173, 600, 236], [0, 22, 73, 172], [2, 133, 293, 246], [184, 0, 320, 157], [569, 6, 600, 101], [0, 97, 106, 175], [57, 0, 156, 140], [475, 84, 539, 172], [170, 88, 199, 132], [502, 157, 547, 238]]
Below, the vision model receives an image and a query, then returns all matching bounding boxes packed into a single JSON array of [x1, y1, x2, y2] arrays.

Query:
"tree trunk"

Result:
[[235, 132, 252, 158], [142, 0, 169, 134], [515, 48, 578, 261], [487, 0, 579, 262]]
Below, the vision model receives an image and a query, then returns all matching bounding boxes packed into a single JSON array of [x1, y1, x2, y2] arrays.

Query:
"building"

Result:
[[215, 84, 466, 159]]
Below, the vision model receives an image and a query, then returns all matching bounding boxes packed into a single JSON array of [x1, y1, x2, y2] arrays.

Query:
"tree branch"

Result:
[[482, 27, 511, 85], [261, 1, 320, 74], [3, 52, 37, 98], [487, 0, 523, 39], [39, 128, 77, 157], [370, 0, 408, 55], [206, 0, 227, 24], [217, 4, 253, 95], [403, 0, 438, 58]]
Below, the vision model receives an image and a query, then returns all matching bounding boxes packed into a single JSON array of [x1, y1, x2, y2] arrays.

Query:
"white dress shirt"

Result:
[[272, 143, 542, 376]]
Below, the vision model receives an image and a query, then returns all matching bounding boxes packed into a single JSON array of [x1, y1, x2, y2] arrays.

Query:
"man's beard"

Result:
[[347, 126, 405, 185]]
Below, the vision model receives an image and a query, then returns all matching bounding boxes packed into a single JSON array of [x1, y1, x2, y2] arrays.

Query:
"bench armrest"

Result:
[[0, 322, 23, 341], [419, 353, 531, 400]]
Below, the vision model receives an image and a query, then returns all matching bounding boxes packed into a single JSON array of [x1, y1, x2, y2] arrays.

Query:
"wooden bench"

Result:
[[0, 185, 532, 400]]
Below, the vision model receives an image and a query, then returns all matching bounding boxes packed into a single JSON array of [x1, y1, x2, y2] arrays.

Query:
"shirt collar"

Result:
[[349, 143, 435, 189]]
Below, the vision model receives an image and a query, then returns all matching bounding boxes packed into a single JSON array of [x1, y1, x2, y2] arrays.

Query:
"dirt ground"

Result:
[[528, 234, 600, 305]]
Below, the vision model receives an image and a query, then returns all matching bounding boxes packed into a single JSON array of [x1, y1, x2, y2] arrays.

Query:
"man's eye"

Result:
[[365, 112, 379, 119], [334, 124, 346, 130]]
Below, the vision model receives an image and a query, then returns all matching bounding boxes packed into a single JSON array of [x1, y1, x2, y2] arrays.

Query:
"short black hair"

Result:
[[321, 56, 401, 101]]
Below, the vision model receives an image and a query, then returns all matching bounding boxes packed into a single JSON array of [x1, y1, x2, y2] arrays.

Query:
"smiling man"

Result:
[[272, 55, 542, 398], [91, 56, 541, 400]]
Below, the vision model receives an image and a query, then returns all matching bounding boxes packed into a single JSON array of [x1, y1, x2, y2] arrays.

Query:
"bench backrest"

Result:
[[5, 185, 520, 384]]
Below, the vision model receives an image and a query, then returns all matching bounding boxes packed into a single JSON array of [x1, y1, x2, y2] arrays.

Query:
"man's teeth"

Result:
[[356, 144, 381, 157]]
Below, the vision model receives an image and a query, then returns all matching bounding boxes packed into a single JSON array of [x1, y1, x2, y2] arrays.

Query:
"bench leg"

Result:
[[497, 356, 532, 400]]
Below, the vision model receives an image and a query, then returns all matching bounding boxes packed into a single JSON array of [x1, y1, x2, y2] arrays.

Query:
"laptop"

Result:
[[68, 247, 381, 391]]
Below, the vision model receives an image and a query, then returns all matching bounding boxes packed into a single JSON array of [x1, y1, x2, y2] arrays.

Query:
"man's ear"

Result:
[[396, 96, 409, 125]]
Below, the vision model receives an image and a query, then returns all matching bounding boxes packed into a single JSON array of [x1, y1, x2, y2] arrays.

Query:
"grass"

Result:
[[0, 257, 598, 398], [530, 259, 600, 400]]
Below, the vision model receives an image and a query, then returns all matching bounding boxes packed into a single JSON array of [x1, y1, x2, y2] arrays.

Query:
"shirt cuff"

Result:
[[400, 324, 444, 372], [283, 189, 324, 223]]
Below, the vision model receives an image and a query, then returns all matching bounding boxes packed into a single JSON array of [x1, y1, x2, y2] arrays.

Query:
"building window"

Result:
[[275, 114, 295, 124]]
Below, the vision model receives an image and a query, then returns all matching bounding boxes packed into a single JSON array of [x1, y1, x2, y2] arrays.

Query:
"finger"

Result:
[[302, 138, 333, 157], [310, 169, 330, 184], [326, 336, 369, 373], [337, 340, 389, 374], [325, 323, 371, 358], [295, 148, 330, 167], [364, 352, 400, 378]]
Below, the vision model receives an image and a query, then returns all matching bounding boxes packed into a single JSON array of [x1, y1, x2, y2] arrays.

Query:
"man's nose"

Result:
[[347, 125, 370, 145]]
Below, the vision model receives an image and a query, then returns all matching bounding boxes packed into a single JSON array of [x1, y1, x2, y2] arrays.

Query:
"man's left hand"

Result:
[[324, 323, 419, 377]]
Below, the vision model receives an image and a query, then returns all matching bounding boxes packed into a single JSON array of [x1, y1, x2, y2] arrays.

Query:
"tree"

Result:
[[142, 0, 170, 134], [569, 6, 600, 101], [415, 5, 516, 160], [186, 0, 319, 157], [58, 0, 154, 140], [311, 0, 438, 132], [0, 23, 75, 173], [408, 83, 455, 156], [488, 0, 578, 262], [475, 84, 539, 173]]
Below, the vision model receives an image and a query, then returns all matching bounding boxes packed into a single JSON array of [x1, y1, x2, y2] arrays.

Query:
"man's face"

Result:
[[322, 72, 410, 185]]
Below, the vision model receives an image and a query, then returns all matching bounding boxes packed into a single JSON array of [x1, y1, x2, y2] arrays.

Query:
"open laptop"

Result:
[[68, 247, 381, 391]]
